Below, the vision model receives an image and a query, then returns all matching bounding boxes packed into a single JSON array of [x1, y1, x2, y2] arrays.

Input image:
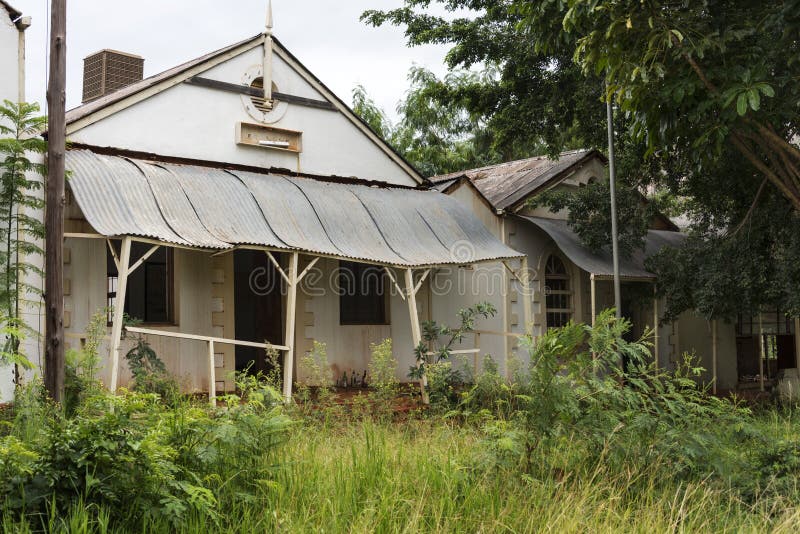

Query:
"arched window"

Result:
[[545, 255, 572, 329]]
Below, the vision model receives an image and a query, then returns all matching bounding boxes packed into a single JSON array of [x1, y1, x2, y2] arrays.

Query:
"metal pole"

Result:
[[44, 0, 66, 402], [606, 86, 622, 320]]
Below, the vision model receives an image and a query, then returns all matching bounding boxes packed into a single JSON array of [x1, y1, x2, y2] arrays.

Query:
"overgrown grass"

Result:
[[3, 310, 800, 532], [6, 415, 798, 533]]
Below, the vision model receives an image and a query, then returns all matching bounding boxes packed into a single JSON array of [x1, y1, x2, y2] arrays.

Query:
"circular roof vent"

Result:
[[249, 77, 277, 113], [241, 67, 288, 124]]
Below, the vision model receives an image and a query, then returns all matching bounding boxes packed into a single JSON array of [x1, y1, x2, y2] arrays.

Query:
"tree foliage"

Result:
[[363, 1, 800, 321], [0, 101, 46, 367]]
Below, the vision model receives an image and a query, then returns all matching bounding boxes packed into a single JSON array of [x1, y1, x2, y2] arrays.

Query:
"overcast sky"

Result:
[[15, 0, 454, 122]]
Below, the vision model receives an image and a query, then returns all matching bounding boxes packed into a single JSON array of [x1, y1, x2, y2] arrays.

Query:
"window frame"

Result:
[[107, 241, 176, 326], [338, 260, 390, 326], [544, 254, 573, 330]]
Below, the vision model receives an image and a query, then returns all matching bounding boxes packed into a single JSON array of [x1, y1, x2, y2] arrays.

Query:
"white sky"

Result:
[[15, 0, 453, 122]]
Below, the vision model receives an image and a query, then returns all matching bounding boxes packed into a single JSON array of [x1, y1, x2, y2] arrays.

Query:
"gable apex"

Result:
[[63, 34, 424, 184]]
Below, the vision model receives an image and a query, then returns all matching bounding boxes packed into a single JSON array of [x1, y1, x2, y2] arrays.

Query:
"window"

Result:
[[545, 255, 572, 329], [339, 261, 388, 325], [107, 242, 174, 324]]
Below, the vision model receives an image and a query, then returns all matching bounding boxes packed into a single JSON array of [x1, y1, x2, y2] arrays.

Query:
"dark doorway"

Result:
[[234, 250, 283, 374]]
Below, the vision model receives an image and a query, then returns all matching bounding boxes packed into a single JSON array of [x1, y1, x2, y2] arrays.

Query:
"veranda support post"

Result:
[[282, 252, 299, 403], [405, 268, 428, 404], [109, 236, 132, 392], [520, 256, 532, 335], [653, 286, 659, 369], [712, 319, 718, 395]]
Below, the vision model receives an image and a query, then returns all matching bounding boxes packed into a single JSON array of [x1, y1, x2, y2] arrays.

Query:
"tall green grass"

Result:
[[3, 413, 800, 533]]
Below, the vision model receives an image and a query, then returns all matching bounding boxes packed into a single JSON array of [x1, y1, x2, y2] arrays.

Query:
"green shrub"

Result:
[[470, 309, 748, 485], [124, 335, 179, 403], [367, 338, 398, 418], [0, 380, 291, 529]]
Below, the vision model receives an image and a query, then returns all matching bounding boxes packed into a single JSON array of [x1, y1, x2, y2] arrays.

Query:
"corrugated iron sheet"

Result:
[[520, 216, 686, 279], [430, 149, 600, 210], [65, 150, 523, 267]]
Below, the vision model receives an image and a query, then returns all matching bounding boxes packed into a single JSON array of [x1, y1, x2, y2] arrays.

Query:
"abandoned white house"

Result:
[[14, 23, 530, 403], [5, 8, 796, 403]]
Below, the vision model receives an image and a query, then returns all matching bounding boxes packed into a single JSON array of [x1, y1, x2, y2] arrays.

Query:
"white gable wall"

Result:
[[0, 6, 20, 105], [68, 45, 418, 185]]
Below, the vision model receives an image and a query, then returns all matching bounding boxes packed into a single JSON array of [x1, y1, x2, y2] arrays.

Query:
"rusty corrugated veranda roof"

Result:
[[66, 150, 523, 267]]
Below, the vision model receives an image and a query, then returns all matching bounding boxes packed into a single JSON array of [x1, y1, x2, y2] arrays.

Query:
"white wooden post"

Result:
[[795, 318, 800, 370], [208, 340, 216, 406], [109, 236, 131, 392], [282, 252, 299, 402], [405, 268, 428, 404], [474, 331, 481, 374], [653, 286, 659, 369], [590, 273, 597, 326], [711, 319, 717, 395], [759, 314, 765, 392], [520, 256, 532, 335]]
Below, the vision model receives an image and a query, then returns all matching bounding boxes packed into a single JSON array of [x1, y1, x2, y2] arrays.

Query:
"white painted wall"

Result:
[[0, 4, 23, 402], [0, 5, 20, 105], [68, 46, 417, 186]]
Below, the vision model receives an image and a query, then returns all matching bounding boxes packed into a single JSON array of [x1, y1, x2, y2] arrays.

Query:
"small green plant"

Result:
[[124, 335, 179, 403], [63, 310, 107, 416], [296, 341, 336, 415], [367, 338, 398, 419], [410, 302, 496, 407]]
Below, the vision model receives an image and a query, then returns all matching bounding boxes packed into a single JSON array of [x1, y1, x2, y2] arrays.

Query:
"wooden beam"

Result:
[[128, 244, 160, 274], [383, 267, 405, 301], [296, 257, 320, 284], [406, 268, 428, 404], [413, 269, 430, 296], [109, 237, 131, 392], [282, 252, 299, 402], [265, 251, 290, 285], [208, 340, 216, 406], [125, 326, 289, 351], [185, 76, 337, 111], [44, 0, 67, 402], [106, 239, 119, 270]]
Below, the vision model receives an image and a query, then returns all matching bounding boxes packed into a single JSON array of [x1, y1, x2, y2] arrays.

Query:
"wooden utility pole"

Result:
[[44, 0, 66, 402]]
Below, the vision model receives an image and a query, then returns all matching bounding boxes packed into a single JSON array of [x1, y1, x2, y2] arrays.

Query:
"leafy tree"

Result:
[[0, 101, 46, 369], [353, 67, 521, 177], [363, 1, 800, 322]]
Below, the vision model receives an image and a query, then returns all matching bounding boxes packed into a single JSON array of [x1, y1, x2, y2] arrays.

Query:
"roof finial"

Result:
[[262, 0, 274, 106], [265, 0, 273, 36]]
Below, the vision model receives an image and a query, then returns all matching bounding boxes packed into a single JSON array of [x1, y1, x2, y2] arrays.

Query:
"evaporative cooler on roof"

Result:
[[82, 49, 144, 103]]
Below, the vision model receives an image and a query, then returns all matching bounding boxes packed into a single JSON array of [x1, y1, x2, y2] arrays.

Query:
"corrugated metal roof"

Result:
[[430, 150, 603, 210], [65, 150, 522, 267], [520, 216, 686, 280]]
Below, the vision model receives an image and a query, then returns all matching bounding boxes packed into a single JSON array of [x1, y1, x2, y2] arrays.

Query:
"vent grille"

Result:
[[249, 77, 276, 113], [82, 50, 144, 103]]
